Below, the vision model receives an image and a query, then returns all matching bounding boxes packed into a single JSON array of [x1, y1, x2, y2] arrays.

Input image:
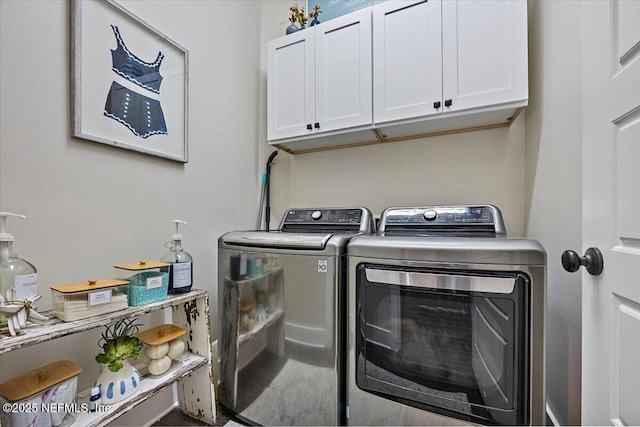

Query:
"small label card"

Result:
[[14, 273, 38, 300], [88, 289, 112, 306], [173, 262, 192, 288], [146, 276, 163, 289]]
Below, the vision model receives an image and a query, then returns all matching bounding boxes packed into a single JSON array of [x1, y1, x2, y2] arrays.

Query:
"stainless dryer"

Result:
[[346, 205, 546, 426], [218, 207, 374, 426]]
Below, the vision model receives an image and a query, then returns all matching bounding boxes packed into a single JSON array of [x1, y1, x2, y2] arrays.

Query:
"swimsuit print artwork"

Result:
[[104, 25, 168, 138]]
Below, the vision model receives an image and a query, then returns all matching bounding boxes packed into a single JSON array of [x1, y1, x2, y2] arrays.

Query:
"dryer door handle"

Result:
[[364, 268, 516, 294]]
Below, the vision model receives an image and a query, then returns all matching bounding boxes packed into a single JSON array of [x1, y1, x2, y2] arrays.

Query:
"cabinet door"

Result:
[[267, 30, 315, 141], [373, 0, 442, 124], [315, 8, 372, 133], [442, 0, 528, 112]]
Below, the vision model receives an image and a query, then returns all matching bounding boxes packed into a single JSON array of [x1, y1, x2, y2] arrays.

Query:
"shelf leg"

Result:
[[173, 294, 216, 425]]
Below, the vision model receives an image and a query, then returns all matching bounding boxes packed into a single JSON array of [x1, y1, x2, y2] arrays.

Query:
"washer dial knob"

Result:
[[423, 210, 437, 221], [311, 210, 323, 220]]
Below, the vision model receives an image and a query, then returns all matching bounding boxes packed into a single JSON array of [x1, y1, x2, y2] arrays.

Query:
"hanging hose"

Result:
[[256, 172, 267, 230], [264, 150, 279, 231]]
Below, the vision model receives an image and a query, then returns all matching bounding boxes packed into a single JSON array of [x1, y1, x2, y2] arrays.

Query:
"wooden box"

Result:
[[0, 360, 82, 427], [50, 279, 129, 321]]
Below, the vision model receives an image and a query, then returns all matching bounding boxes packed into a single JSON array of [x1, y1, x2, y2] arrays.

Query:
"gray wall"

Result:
[[525, 1, 583, 425], [258, 4, 527, 237], [0, 0, 584, 424], [257, 1, 583, 425], [0, 0, 261, 424]]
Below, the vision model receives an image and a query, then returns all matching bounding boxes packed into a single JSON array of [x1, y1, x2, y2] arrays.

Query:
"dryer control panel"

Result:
[[379, 205, 506, 235]]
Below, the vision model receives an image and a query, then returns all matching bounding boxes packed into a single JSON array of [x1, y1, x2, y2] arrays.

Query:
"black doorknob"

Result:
[[562, 247, 604, 276]]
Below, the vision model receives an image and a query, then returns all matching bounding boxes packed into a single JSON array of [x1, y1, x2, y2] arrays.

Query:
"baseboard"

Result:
[[149, 400, 180, 425]]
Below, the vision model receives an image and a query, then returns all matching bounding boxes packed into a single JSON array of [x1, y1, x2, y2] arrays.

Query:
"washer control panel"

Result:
[[423, 210, 437, 221], [279, 207, 374, 234], [285, 208, 362, 224]]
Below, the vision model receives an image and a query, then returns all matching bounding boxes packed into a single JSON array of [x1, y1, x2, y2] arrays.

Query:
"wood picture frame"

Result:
[[72, 0, 189, 162]]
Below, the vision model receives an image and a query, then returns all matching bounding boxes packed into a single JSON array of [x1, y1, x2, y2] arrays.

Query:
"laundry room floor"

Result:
[[155, 400, 555, 426], [154, 402, 241, 426]]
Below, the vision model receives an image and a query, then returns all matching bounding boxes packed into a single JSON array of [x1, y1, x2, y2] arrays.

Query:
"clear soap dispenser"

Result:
[[160, 220, 193, 294], [0, 212, 38, 325]]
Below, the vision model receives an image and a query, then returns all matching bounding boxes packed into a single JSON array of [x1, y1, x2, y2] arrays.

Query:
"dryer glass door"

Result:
[[355, 264, 530, 425]]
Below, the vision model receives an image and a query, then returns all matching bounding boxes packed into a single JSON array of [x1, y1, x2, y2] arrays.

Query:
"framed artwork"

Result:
[[72, 0, 189, 162], [311, 0, 380, 23]]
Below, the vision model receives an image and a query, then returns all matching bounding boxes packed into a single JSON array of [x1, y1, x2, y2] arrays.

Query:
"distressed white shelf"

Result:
[[73, 352, 206, 426], [0, 290, 216, 426]]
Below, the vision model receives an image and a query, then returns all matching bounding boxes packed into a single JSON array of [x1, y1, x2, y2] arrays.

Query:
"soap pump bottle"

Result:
[[89, 386, 101, 412], [160, 220, 193, 294], [0, 212, 38, 325]]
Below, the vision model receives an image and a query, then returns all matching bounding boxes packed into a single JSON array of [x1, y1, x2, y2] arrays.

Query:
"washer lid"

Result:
[[348, 235, 546, 266], [221, 231, 333, 250]]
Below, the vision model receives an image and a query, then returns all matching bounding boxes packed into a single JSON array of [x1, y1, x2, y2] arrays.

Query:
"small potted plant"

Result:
[[94, 318, 143, 404], [309, 4, 322, 26], [285, 2, 308, 34]]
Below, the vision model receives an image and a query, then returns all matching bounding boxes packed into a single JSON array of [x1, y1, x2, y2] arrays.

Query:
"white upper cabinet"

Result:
[[441, 0, 528, 113], [373, 0, 443, 124], [268, 0, 528, 152], [267, 29, 315, 141], [267, 9, 372, 142], [374, 0, 528, 126]]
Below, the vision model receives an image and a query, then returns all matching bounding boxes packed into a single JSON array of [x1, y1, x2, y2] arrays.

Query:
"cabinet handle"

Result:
[[314, 122, 320, 129], [444, 99, 453, 107], [434, 101, 441, 109], [307, 124, 312, 130]]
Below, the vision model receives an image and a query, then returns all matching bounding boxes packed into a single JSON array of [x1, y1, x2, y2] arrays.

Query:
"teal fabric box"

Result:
[[114, 261, 170, 306], [120, 271, 168, 306]]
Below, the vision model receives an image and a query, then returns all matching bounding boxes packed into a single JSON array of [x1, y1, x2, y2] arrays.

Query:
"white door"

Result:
[[581, 1, 640, 425], [315, 7, 372, 133], [267, 30, 315, 141], [372, 0, 442, 124], [441, 0, 528, 113]]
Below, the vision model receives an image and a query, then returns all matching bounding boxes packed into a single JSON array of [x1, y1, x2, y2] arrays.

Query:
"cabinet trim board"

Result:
[[275, 107, 523, 155]]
